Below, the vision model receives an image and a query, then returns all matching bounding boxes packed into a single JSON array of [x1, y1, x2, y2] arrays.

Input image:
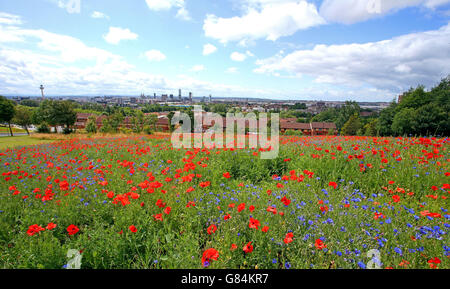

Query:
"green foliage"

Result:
[[361, 119, 378, 136], [32, 100, 77, 130], [391, 108, 418, 136], [85, 116, 97, 134], [341, 113, 362, 136], [37, 122, 50, 133], [12, 105, 33, 135], [311, 101, 360, 131], [283, 129, 303, 136], [377, 77, 449, 136], [291, 103, 307, 110], [0, 96, 15, 124]]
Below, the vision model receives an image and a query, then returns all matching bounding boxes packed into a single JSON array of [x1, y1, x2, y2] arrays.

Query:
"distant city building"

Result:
[[40, 85, 45, 100]]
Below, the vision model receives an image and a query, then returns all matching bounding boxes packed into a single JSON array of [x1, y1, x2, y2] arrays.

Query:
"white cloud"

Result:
[[91, 11, 109, 19], [254, 23, 450, 91], [145, 49, 166, 61], [190, 64, 205, 72], [0, 13, 287, 99], [246, 50, 255, 57], [203, 44, 217, 55], [320, 0, 450, 24], [203, 0, 325, 43], [176, 7, 191, 20], [0, 12, 23, 25], [103, 27, 138, 45], [57, 0, 81, 14], [225, 67, 239, 73], [146, 0, 191, 20], [230, 52, 247, 61], [424, 0, 450, 8]]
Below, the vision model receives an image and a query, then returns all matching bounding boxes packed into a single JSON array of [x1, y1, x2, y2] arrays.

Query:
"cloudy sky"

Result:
[[0, 0, 449, 101]]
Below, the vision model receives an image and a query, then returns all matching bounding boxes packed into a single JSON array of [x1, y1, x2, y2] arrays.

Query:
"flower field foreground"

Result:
[[0, 135, 448, 269]]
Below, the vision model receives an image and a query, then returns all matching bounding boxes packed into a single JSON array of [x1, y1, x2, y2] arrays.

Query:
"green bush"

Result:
[[37, 122, 50, 133]]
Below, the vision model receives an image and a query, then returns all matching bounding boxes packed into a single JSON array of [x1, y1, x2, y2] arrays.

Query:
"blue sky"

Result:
[[0, 0, 449, 101]]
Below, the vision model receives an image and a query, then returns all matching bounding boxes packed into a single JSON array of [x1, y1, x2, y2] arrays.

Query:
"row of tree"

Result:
[[0, 97, 78, 136], [84, 111, 159, 134], [310, 77, 449, 137], [377, 77, 449, 136]]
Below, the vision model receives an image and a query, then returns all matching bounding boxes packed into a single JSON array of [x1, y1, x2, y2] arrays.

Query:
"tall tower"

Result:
[[40, 84, 45, 100], [178, 89, 182, 99], [189, 92, 193, 102]]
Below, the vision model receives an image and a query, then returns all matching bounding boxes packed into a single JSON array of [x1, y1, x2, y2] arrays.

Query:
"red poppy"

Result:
[[237, 203, 246, 212], [223, 172, 231, 179], [153, 214, 163, 221], [328, 182, 337, 189], [314, 239, 326, 250], [67, 224, 79, 236], [284, 232, 294, 244], [428, 257, 441, 269], [164, 206, 171, 215], [281, 196, 291, 206], [46, 222, 57, 231], [207, 224, 217, 235], [261, 226, 269, 233], [129, 225, 137, 233], [202, 248, 219, 266], [27, 224, 45, 236], [243, 241, 253, 254], [230, 244, 237, 251], [248, 217, 260, 230], [267, 206, 277, 214]]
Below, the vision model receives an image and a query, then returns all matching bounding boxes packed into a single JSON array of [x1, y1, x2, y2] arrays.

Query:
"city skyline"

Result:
[[0, 0, 449, 101]]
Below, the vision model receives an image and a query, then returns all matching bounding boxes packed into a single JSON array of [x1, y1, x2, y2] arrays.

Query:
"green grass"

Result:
[[0, 126, 27, 133], [0, 136, 54, 149]]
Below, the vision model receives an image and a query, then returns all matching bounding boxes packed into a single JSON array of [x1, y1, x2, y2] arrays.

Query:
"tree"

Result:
[[0, 96, 16, 136], [335, 101, 361, 130], [376, 101, 397, 136], [391, 108, 418, 136], [145, 113, 158, 132], [32, 100, 56, 132], [131, 110, 145, 133], [362, 119, 378, 136], [12, 105, 33, 135], [414, 103, 449, 136], [85, 116, 97, 134], [109, 113, 124, 133], [341, 113, 362, 136], [52, 101, 77, 130]]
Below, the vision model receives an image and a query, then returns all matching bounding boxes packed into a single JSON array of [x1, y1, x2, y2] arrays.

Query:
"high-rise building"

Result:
[[189, 92, 193, 102]]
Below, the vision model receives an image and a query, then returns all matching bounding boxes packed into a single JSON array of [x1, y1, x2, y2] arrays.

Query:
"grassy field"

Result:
[[0, 135, 448, 269], [0, 126, 27, 134], [0, 136, 55, 149]]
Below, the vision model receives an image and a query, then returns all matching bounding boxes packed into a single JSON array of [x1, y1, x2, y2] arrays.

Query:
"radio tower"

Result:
[[40, 84, 45, 100]]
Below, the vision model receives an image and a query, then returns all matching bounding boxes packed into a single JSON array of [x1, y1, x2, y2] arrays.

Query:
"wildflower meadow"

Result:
[[0, 135, 448, 269]]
